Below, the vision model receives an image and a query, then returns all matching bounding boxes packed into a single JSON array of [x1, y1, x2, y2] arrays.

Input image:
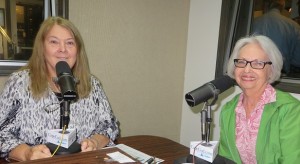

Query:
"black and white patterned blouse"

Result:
[[0, 70, 119, 158]]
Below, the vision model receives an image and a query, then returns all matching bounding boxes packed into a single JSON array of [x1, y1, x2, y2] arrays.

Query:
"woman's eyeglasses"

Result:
[[234, 59, 272, 69]]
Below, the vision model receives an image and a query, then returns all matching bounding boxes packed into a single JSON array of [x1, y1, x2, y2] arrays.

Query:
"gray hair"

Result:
[[226, 35, 283, 83]]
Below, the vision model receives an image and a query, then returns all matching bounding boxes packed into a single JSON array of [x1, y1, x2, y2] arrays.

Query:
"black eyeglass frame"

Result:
[[233, 59, 272, 69]]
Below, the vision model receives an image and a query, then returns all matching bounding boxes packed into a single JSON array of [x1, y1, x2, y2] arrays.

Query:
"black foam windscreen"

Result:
[[209, 75, 235, 94], [185, 75, 235, 107], [56, 61, 72, 76], [55, 61, 77, 101]]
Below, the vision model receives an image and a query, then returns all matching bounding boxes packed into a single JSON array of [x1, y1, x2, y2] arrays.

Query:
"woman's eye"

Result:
[[238, 60, 246, 64], [49, 40, 59, 44], [66, 41, 75, 46], [255, 62, 264, 66]]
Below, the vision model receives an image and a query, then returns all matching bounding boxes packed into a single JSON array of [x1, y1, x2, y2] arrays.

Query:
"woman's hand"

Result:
[[9, 144, 51, 161], [25, 145, 52, 160], [81, 138, 98, 152], [81, 134, 110, 152]]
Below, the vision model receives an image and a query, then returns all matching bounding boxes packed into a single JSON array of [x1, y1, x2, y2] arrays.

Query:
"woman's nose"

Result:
[[58, 42, 66, 52], [243, 63, 252, 72]]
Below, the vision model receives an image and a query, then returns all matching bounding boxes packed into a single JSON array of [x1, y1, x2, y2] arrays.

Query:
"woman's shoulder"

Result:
[[7, 69, 30, 83], [89, 74, 102, 86], [223, 94, 240, 107], [220, 94, 241, 115], [1, 69, 30, 93], [9, 69, 29, 77], [275, 89, 300, 105], [272, 90, 300, 119]]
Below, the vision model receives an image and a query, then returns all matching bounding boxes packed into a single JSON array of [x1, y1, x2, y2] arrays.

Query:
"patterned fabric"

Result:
[[235, 84, 276, 164], [0, 70, 119, 158]]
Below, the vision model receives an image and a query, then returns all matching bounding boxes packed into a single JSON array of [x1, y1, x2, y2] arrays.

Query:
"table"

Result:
[[0, 135, 189, 163], [116, 135, 189, 162]]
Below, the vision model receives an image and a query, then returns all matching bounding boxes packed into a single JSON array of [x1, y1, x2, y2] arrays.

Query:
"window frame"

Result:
[[0, 0, 69, 76], [215, 0, 300, 94]]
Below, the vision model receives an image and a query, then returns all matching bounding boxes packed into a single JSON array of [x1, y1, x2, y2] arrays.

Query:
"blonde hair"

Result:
[[24, 17, 91, 99]]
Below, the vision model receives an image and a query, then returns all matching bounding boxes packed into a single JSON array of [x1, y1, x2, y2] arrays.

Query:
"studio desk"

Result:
[[0, 135, 189, 164]]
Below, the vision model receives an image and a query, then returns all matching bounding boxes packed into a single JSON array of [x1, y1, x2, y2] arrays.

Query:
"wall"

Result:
[[68, 0, 190, 142], [180, 0, 223, 146], [0, 76, 7, 88]]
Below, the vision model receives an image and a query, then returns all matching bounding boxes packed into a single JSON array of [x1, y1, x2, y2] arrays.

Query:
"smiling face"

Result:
[[234, 43, 272, 94], [43, 24, 77, 78]]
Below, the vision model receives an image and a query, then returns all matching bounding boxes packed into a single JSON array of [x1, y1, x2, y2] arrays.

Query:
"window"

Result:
[[215, 0, 300, 93], [0, 0, 68, 75]]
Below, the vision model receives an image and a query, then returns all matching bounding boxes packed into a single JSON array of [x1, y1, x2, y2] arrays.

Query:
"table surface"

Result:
[[0, 135, 189, 164], [116, 135, 189, 162]]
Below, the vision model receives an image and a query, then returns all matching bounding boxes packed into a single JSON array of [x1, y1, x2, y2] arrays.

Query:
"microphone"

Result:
[[185, 75, 235, 107], [55, 61, 78, 101], [46, 61, 81, 155]]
